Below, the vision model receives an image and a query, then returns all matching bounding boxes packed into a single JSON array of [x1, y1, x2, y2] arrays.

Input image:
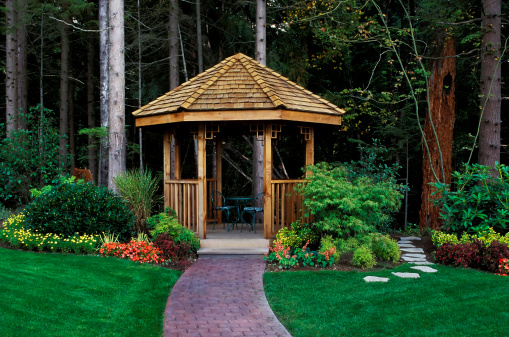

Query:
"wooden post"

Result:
[[163, 127, 171, 209], [216, 136, 222, 222], [174, 129, 181, 179], [305, 126, 314, 176], [263, 123, 273, 239], [197, 123, 207, 239]]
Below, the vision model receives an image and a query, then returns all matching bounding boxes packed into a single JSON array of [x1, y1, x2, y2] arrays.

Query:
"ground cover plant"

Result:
[[264, 264, 509, 337], [0, 247, 181, 337]]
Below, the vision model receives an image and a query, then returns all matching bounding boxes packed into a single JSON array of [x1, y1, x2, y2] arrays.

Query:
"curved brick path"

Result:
[[164, 255, 291, 337]]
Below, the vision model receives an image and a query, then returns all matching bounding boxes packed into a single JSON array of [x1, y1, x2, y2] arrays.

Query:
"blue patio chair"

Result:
[[211, 189, 235, 230], [241, 192, 264, 234]]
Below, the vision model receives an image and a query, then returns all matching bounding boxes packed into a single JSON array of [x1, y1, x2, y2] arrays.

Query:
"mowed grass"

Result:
[[0, 247, 181, 337], [264, 264, 509, 337]]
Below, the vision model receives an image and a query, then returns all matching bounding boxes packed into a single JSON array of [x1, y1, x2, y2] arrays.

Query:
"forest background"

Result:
[[0, 0, 507, 230]]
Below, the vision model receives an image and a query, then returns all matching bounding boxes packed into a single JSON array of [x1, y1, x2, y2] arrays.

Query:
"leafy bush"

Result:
[[368, 234, 401, 263], [319, 235, 341, 261], [0, 213, 99, 253], [98, 240, 164, 264], [114, 169, 162, 234], [298, 154, 404, 237], [432, 228, 509, 248], [0, 106, 69, 204], [333, 237, 361, 254], [351, 246, 376, 269], [275, 223, 320, 250], [148, 210, 200, 252], [29, 175, 82, 199], [431, 163, 509, 235], [0, 204, 13, 223], [24, 183, 135, 241], [265, 240, 336, 269], [153, 233, 192, 262], [435, 240, 509, 273]]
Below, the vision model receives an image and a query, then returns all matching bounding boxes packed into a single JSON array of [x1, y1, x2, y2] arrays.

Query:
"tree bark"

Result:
[[87, 34, 97, 182], [419, 33, 456, 230], [169, 0, 179, 90], [99, 0, 109, 186], [59, 11, 70, 170], [255, 0, 266, 65], [16, 0, 27, 130], [108, 0, 126, 192], [196, 0, 203, 73], [478, 0, 501, 168], [6, 0, 18, 136]]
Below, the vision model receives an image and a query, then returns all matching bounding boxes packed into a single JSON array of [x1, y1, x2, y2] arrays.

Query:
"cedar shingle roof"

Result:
[[132, 53, 345, 118]]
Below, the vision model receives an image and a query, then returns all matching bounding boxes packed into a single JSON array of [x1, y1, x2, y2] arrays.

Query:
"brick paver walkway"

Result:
[[164, 255, 291, 337]]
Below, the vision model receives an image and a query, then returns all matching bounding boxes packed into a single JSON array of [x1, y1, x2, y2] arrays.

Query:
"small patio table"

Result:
[[225, 196, 253, 232]]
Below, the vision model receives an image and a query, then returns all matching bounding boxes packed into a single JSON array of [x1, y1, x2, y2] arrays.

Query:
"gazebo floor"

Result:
[[198, 223, 269, 255]]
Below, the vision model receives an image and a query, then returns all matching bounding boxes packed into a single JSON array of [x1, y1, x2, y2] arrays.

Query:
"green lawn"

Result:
[[264, 264, 509, 337], [0, 247, 181, 337]]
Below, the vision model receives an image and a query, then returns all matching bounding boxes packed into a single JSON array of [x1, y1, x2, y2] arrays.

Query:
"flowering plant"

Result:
[[99, 240, 164, 264], [264, 239, 336, 269], [498, 258, 509, 276]]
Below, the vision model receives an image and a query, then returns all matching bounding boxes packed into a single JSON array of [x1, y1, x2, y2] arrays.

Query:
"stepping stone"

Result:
[[400, 248, 424, 253], [364, 276, 390, 283], [403, 253, 427, 258], [398, 243, 415, 248], [401, 256, 428, 262], [399, 236, 421, 241], [411, 266, 438, 273], [409, 262, 434, 265], [392, 272, 420, 279]]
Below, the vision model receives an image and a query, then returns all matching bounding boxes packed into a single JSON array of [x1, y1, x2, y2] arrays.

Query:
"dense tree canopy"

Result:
[[1, 0, 507, 228]]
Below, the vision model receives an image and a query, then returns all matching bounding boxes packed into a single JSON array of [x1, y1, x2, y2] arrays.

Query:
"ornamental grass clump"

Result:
[[24, 182, 135, 242], [114, 169, 162, 235]]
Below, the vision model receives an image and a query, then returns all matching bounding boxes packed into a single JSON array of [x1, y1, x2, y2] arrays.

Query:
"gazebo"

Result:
[[133, 53, 344, 240]]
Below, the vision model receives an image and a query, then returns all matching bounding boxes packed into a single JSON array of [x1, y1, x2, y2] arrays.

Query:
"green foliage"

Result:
[[351, 246, 377, 269], [333, 237, 361, 254], [274, 222, 320, 250], [319, 235, 341, 261], [0, 106, 69, 204], [29, 175, 83, 199], [24, 183, 135, 241], [0, 204, 13, 223], [431, 163, 509, 234], [265, 240, 336, 269], [365, 233, 401, 263], [148, 210, 200, 253], [432, 228, 509, 248], [114, 168, 162, 234], [0, 213, 99, 254]]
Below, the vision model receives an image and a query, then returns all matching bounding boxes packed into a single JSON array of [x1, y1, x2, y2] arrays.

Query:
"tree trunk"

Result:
[[16, 0, 27, 130], [108, 0, 126, 192], [87, 34, 97, 182], [196, 0, 203, 73], [255, 0, 266, 65], [478, 0, 501, 168], [169, 0, 179, 90], [99, 0, 109, 186], [69, 74, 76, 171], [6, 0, 18, 136], [253, 0, 266, 218], [419, 33, 456, 230], [59, 12, 70, 170]]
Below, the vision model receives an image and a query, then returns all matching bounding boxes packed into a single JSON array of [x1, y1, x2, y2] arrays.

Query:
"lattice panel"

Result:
[[298, 126, 311, 141], [250, 124, 264, 139], [205, 123, 220, 140]]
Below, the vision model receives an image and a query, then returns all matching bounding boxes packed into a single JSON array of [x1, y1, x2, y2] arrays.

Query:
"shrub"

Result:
[[265, 240, 336, 269], [351, 246, 376, 269], [0, 204, 13, 223], [99, 240, 164, 264], [432, 228, 509, 248], [431, 163, 509, 235], [333, 237, 361, 254], [153, 233, 192, 262], [24, 183, 135, 241], [114, 169, 162, 234], [0, 213, 99, 253], [319, 235, 341, 261], [148, 210, 200, 252], [435, 240, 509, 273], [369, 234, 401, 263], [0, 106, 69, 204], [275, 223, 320, 251]]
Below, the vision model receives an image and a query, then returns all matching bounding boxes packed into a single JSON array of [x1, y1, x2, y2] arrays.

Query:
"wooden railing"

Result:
[[270, 179, 310, 235], [165, 180, 199, 232]]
